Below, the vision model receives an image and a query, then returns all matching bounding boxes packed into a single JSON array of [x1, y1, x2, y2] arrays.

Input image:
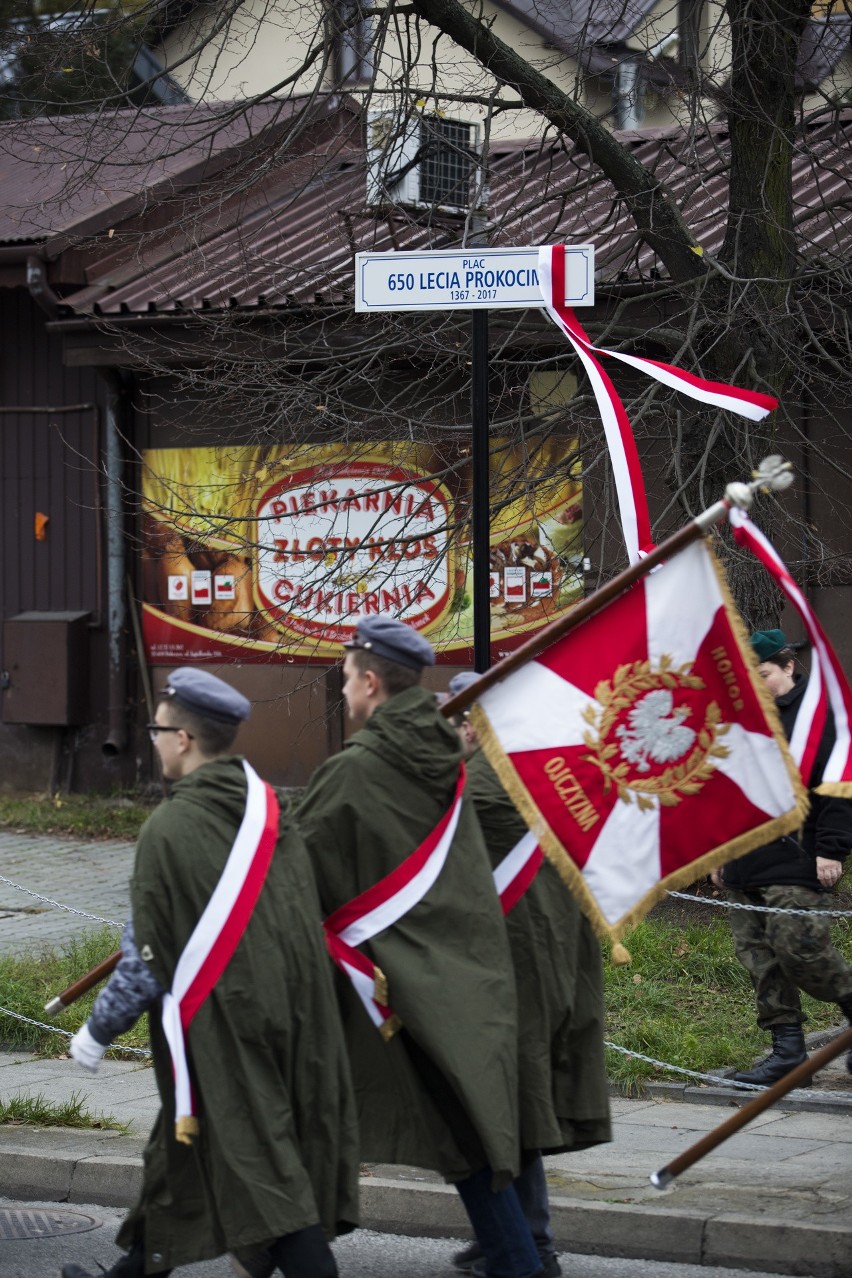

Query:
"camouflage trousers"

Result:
[[726, 884, 852, 1029]]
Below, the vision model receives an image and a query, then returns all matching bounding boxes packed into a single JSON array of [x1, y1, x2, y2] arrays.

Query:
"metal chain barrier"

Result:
[[0, 875, 122, 927], [0, 876, 144, 1056], [604, 1039, 852, 1100], [0, 1004, 150, 1058], [666, 890, 852, 918], [5, 870, 850, 923]]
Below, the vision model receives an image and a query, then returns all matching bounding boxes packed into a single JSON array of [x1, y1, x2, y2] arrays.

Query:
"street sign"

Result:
[[354, 244, 594, 312]]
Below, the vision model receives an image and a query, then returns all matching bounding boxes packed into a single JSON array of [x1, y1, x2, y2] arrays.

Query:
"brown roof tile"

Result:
[[48, 108, 852, 318]]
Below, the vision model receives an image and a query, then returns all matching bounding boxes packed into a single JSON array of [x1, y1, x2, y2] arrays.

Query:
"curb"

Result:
[[2, 1139, 852, 1277], [357, 1177, 852, 1277], [633, 1078, 852, 1115]]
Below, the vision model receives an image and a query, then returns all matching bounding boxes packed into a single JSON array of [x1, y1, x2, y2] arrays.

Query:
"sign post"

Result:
[[471, 307, 490, 671], [354, 244, 595, 670]]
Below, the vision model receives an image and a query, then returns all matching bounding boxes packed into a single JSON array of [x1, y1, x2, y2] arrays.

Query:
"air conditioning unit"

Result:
[[366, 111, 482, 213]]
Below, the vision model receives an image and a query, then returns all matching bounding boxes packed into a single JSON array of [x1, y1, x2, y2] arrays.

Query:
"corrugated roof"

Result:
[[51, 109, 852, 318], [0, 94, 348, 246]]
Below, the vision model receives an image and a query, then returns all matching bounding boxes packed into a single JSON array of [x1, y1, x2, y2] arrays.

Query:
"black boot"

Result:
[[730, 1024, 808, 1086], [60, 1240, 165, 1278], [838, 996, 852, 1075]]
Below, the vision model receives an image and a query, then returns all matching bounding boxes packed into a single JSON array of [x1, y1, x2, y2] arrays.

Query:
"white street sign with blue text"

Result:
[[354, 245, 594, 312]]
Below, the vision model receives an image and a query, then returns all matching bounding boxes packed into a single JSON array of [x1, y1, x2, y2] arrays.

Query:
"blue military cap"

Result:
[[164, 668, 251, 724], [344, 616, 435, 670], [750, 629, 790, 662], [448, 671, 482, 698]]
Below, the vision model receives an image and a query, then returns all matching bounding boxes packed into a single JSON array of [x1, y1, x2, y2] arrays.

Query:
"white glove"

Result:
[[69, 1023, 109, 1073]]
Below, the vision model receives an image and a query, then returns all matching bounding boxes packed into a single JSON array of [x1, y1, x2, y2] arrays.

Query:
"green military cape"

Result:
[[119, 756, 359, 1273], [467, 747, 612, 1154], [297, 687, 522, 1187]]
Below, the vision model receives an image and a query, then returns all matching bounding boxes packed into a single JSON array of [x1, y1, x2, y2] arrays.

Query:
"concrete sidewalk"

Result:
[[0, 830, 133, 950], [2, 829, 852, 1276]]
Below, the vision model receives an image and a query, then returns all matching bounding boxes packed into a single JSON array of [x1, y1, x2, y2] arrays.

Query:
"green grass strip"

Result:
[[0, 926, 149, 1056], [0, 1089, 128, 1131], [0, 792, 154, 841], [0, 905, 849, 1090], [604, 911, 852, 1090]]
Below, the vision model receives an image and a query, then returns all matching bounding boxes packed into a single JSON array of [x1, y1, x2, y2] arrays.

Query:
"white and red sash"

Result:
[[494, 830, 544, 914], [161, 759, 279, 1142], [323, 764, 466, 1037]]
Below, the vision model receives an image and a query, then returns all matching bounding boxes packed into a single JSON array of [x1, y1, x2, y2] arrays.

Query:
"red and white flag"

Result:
[[730, 508, 852, 796], [471, 539, 807, 942]]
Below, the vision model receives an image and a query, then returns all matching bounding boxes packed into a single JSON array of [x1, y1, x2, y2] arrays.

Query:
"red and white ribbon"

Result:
[[538, 245, 778, 564], [494, 830, 544, 914], [539, 246, 652, 564], [324, 764, 466, 1032], [730, 508, 852, 792], [161, 760, 279, 1139]]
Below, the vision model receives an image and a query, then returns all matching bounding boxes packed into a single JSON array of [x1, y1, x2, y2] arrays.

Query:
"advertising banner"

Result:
[[141, 440, 584, 664]]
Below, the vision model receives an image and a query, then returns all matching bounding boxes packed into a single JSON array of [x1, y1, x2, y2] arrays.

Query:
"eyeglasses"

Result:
[[146, 723, 194, 742]]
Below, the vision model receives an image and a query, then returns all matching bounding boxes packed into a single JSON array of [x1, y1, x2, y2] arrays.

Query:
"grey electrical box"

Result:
[[1, 611, 90, 725]]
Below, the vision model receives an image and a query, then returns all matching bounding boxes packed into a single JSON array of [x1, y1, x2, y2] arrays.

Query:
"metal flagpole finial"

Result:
[[752, 454, 794, 493], [723, 455, 793, 512]]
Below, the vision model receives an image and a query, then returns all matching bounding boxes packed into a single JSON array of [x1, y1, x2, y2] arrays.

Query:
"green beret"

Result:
[[749, 629, 789, 662]]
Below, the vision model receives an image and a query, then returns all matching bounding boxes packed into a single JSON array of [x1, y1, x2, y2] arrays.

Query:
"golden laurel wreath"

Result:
[[582, 655, 730, 811]]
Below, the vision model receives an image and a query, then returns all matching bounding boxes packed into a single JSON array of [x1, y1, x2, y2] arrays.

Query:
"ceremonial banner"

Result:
[[471, 538, 807, 942]]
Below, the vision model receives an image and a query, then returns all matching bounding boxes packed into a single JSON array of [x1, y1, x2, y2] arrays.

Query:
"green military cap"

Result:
[[749, 629, 789, 662]]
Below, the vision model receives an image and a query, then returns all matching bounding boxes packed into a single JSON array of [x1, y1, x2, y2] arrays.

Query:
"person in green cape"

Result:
[[60, 668, 359, 1278], [296, 616, 545, 1278], [445, 671, 611, 1278]]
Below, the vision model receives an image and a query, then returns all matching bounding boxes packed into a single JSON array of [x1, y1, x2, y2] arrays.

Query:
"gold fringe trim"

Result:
[[371, 965, 401, 1040], [373, 966, 389, 1006], [175, 1115, 199, 1145], [814, 782, 852, 798], [379, 1013, 402, 1042], [471, 539, 812, 946]]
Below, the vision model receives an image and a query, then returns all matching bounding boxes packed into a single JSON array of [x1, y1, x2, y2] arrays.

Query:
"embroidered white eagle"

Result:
[[615, 689, 696, 773]]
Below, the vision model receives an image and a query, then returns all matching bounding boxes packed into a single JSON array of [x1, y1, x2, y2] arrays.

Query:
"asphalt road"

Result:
[[0, 1199, 790, 1278]]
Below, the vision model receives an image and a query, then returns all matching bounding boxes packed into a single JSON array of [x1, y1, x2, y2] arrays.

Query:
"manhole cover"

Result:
[[0, 1207, 101, 1240]]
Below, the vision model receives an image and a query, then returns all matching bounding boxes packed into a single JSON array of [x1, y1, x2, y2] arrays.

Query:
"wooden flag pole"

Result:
[[440, 455, 793, 720], [44, 948, 121, 1017], [650, 1026, 852, 1189]]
